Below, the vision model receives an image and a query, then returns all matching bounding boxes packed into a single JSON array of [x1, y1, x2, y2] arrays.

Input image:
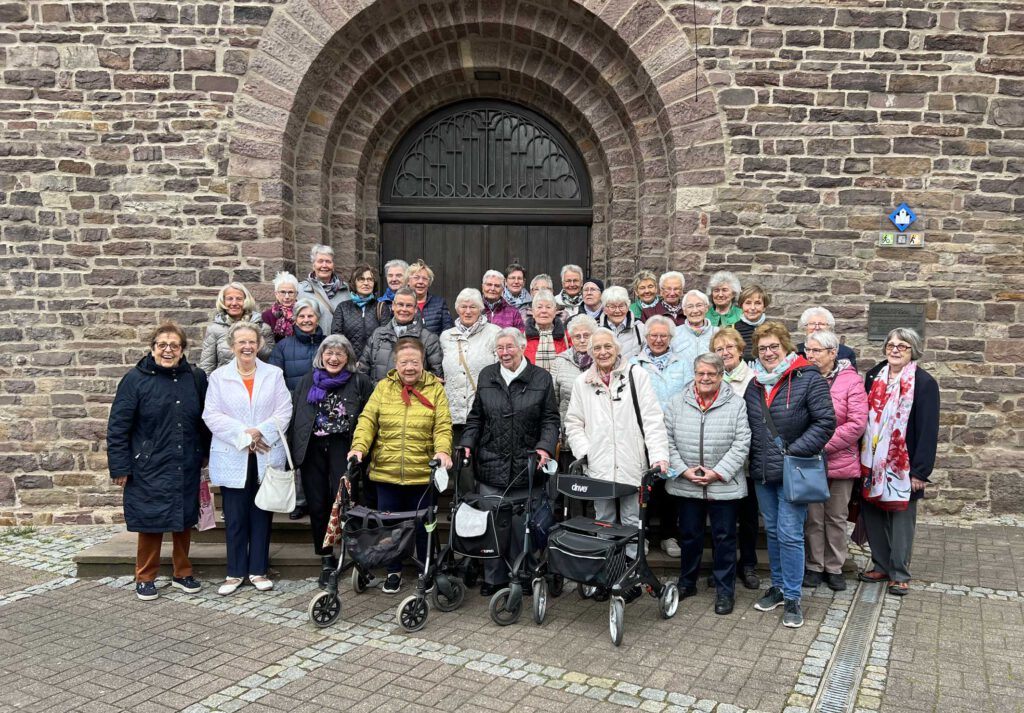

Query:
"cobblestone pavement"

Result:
[[0, 523, 1022, 713]]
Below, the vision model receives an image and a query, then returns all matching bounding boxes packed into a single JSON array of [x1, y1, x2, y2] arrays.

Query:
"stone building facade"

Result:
[[0, 0, 1021, 524]]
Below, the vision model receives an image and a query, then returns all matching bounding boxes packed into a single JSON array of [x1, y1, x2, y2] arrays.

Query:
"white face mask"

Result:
[[542, 459, 558, 476], [433, 466, 449, 492]]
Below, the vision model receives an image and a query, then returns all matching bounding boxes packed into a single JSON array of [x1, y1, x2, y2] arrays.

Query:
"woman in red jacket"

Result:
[[523, 290, 569, 371]]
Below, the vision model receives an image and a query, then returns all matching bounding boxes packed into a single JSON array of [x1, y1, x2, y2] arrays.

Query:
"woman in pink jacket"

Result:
[[802, 330, 867, 591]]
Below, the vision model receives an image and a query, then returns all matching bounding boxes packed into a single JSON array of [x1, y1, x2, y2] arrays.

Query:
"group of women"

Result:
[[107, 252, 939, 629]]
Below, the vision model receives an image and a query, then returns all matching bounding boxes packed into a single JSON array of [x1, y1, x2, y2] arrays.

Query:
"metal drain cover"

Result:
[[813, 583, 885, 713]]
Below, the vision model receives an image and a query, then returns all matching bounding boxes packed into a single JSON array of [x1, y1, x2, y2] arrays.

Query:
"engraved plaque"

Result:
[[868, 302, 927, 342]]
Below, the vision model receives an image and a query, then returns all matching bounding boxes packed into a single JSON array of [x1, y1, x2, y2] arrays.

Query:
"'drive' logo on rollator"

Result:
[[571, 482, 589, 493]]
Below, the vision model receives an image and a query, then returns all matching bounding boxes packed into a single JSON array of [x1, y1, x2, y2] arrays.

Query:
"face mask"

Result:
[[542, 459, 558, 476], [433, 466, 449, 492]]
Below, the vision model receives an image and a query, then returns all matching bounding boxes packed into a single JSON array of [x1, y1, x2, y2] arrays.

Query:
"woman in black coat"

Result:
[[332, 263, 389, 357], [107, 322, 211, 601], [289, 334, 373, 587], [458, 328, 560, 596]]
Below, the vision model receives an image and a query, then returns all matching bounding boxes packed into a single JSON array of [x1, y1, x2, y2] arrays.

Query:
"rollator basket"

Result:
[[451, 493, 515, 559], [343, 505, 425, 570], [546, 525, 630, 587]]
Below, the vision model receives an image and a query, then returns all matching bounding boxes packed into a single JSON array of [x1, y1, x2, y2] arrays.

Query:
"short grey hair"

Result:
[[601, 285, 630, 307], [227, 320, 262, 347], [273, 271, 300, 291], [384, 259, 409, 275], [707, 271, 741, 301], [309, 244, 334, 263], [590, 327, 620, 352], [454, 287, 484, 310], [393, 286, 417, 303], [495, 326, 527, 350], [884, 327, 924, 361], [530, 273, 553, 291], [313, 334, 358, 370], [293, 298, 320, 320], [567, 315, 599, 337], [482, 269, 505, 285], [683, 289, 710, 308], [560, 264, 583, 281], [645, 314, 677, 338], [693, 352, 725, 375], [805, 329, 839, 351], [531, 289, 556, 308], [798, 306, 836, 331], [659, 271, 686, 290]]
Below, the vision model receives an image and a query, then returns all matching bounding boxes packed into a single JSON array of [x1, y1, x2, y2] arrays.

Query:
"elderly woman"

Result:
[[406, 259, 453, 335], [199, 282, 274, 374], [298, 244, 350, 333], [802, 330, 867, 592], [859, 328, 939, 597], [629, 269, 659, 320], [551, 316, 597, 426], [524, 273, 553, 320], [262, 271, 301, 339], [565, 329, 670, 594], [480, 269, 526, 330], [289, 335, 372, 588], [376, 258, 408, 321], [203, 322, 292, 596], [706, 271, 743, 327], [735, 284, 770, 363], [524, 289, 570, 370], [503, 262, 531, 313], [600, 286, 645, 360], [665, 353, 751, 615], [269, 299, 324, 391], [459, 327, 560, 595], [108, 322, 211, 601], [578, 277, 604, 321], [672, 289, 718, 364], [348, 337, 453, 595], [712, 327, 760, 589], [359, 287, 443, 385], [332, 264, 383, 357], [641, 271, 686, 325], [797, 307, 858, 368], [746, 322, 835, 628], [555, 264, 584, 317], [440, 288, 500, 452]]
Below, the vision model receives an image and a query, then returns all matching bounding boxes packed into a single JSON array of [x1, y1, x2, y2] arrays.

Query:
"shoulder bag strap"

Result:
[[627, 366, 651, 466], [455, 338, 477, 392], [274, 419, 295, 470], [759, 386, 788, 454]]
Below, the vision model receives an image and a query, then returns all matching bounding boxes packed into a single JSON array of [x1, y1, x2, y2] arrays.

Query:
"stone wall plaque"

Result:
[[868, 302, 927, 341]]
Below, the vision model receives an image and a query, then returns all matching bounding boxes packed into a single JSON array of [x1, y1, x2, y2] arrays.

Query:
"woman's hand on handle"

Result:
[[433, 452, 453, 470], [347, 450, 363, 464], [536, 449, 551, 469]]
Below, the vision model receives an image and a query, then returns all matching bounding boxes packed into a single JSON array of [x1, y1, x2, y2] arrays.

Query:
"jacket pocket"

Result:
[[133, 440, 153, 463]]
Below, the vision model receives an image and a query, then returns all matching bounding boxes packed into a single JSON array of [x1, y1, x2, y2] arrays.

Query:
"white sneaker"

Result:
[[661, 538, 681, 558], [250, 575, 274, 592], [218, 577, 243, 596]]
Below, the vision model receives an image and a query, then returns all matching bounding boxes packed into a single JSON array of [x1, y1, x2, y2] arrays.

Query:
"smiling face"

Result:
[[295, 306, 318, 334], [322, 346, 348, 375], [386, 265, 407, 291], [591, 332, 619, 372], [495, 335, 523, 371], [742, 294, 765, 322], [661, 277, 683, 307], [645, 322, 671, 356], [392, 293, 417, 324], [711, 284, 734, 311], [713, 338, 741, 372], [532, 300, 556, 328], [568, 325, 593, 353], [581, 283, 603, 309], [231, 327, 260, 366], [604, 301, 628, 326], [756, 334, 784, 370], [694, 362, 723, 399], [683, 296, 709, 327], [395, 346, 424, 385], [408, 269, 430, 298], [636, 278, 657, 304], [885, 336, 914, 371], [561, 271, 582, 297], [353, 270, 375, 297], [456, 300, 481, 327], [482, 275, 504, 302], [275, 283, 298, 308], [312, 252, 334, 282], [151, 331, 184, 369], [223, 288, 246, 319], [804, 337, 836, 374], [506, 270, 525, 294]]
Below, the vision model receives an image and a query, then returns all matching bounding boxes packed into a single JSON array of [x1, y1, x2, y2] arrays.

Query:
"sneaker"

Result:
[[803, 570, 823, 588], [382, 573, 402, 595], [135, 581, 159, 601], [783, 599, 804, 628], [754, 586, 784, 612], [824, 572, 847, 591], [660, 538, 681, 557], [740, 567, 761, 590], [171, 576, 201, 594]]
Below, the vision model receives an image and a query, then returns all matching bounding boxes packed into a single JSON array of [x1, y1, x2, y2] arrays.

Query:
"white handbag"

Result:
[[254, 422, 296, 514]]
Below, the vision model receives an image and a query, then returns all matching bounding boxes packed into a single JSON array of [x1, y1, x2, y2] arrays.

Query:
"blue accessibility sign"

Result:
[[888, 203, 917, 232]]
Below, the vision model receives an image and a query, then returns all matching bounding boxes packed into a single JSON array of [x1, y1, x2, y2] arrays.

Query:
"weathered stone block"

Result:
[[959, 11, 1007, 33], [14, 474, 51, 489], [234, 5, 273, 25], [924, 34, 985, 52], [991, 99, 1024, 127], [133, 48, 181, 72], [0, 2, 27, 22], [766, 7, 834, 26]]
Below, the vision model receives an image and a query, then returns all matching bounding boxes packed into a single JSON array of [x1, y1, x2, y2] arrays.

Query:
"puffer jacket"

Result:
[[349, 370, 453, 485], [565, 361, 670, 486], [550, 349, 586, 426], [672, 320, 718, 364], [601, 313, 646, 360], [459, 362, 560, 489], [268, 328, 324, 391], [745, 356, 836, 486], [298, 275, 350, 334], [822, 362, 868, 478], [332, 299, 385, 357], [483, 299, 526, 331], [439, 320, 500, 424], [630, 349, 693, 410], [358, 317, 444, 385], [107, 355, 211, 532], [664, 385, 751, 500], [418, 293, 454, 335], [199, 312, 274, 374]]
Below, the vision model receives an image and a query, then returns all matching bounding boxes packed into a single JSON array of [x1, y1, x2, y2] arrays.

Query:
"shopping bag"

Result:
[[196, 479, 216, 531]]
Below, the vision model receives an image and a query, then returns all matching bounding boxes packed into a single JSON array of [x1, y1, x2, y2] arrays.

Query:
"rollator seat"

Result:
[[555, 474, 638, 501], [557, 516, 638, 540]]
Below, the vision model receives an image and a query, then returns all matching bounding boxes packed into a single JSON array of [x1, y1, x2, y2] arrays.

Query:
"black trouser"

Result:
[[651, 478, 676, 543], [737, 478, 759, 570], [677, 496, 739, 597], [221, 455, 272, 578], [301, 434, 350, 556]]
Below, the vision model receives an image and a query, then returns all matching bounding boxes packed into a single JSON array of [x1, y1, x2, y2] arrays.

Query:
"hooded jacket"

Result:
[[439, 320, 501, 424], [199, 312, 274, 375], [358, 317, 444, 385], [601, 312, 646, 360], [268, 328, 324, 391], [107, 355, 211, 533], [822, 361, 868, 479]]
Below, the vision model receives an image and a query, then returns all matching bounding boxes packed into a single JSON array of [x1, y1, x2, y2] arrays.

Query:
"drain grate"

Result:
[[813, 583, 885, 713]]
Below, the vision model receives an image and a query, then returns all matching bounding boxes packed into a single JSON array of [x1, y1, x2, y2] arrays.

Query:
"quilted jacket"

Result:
[[822, 362, 868, 479], [483, 299, 526, 331], [357, 317, 444, 385], [439, 320, 500, 424], [418, 293, 454, 335], [268, 328, 324, 391], [332, 299, 387, 358]]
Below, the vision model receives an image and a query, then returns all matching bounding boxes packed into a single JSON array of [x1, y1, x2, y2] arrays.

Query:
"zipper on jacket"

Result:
[[399, 399, 408, 484], [699, 410, 707, 500]]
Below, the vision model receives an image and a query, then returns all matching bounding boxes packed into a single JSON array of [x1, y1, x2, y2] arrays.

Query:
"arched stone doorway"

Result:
[[378, 99, 593, 303]]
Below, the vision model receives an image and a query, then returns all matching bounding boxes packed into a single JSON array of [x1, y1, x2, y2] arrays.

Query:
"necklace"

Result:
[[237, 364, 257, 377]]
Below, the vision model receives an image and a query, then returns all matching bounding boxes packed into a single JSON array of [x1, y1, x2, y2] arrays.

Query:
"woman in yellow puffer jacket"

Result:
[[349, 336, 453, 594]]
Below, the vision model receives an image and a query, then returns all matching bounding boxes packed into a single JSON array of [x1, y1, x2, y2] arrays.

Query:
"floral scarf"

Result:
[[642, 345, 671, 373], [861, 362, 917, 511], [270, 302, 294, 338]]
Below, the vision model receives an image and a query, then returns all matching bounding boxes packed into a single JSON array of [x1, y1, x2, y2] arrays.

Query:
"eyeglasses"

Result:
[[804, 347, 833, 355], [805, 321, 829, 329], [683, 304, 707, 311], [757, 344, 783, 354], [714, 345, 737, 354], [323, 350, 348, 359], [885, 343, 912, 353], [355, 276, 375, 282], [695, 371, 720, 379], [154, 342, 182, 352], [276, 289, 297, 296]]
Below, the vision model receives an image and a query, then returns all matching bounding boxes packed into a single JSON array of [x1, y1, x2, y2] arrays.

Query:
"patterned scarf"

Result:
[[503, 286, 530, 309], [571, 348, 593, 371], [310, 272, 344, 299], [455, 314, 488, 337], [270, 302, 294, 338], [825, 359, 850, 382], [662, 300, 683, 319], [861, 362, 917, 511], [350, 292, 375, 308], [307, 368, 352, 404], [534, 328, 556, 371], [752, 351, 800, 388], [556, 290, 582, 308], [642, 345, 671, 372]]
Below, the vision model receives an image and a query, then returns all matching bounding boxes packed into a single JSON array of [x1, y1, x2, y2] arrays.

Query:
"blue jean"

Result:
[[676, 496, 739, 597], [221, 455, 273, 578], [755, 481, 807, 602], [375, 482, 431, 574]]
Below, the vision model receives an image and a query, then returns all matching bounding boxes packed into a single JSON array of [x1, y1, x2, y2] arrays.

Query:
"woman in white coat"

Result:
[[203, 322, 292, 595], [564, 329, 669, 575]]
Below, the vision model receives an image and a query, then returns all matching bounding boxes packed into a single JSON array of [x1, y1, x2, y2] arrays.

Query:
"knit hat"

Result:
[[584, 277, 605, 293]]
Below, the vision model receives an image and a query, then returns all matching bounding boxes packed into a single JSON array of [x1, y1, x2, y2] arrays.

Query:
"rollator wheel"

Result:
[[308, 591, 341, 628], [532, 578, 548, 625], [549, 574, 564, 598], [431, 577, 466, 613], [608, 596, 625, 647], [488, 587, 522, 626], [397, 595, 429, 632], [659, 581, 679, 619], [351, 568, 369, 594], [577, 583, 597, 600]]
